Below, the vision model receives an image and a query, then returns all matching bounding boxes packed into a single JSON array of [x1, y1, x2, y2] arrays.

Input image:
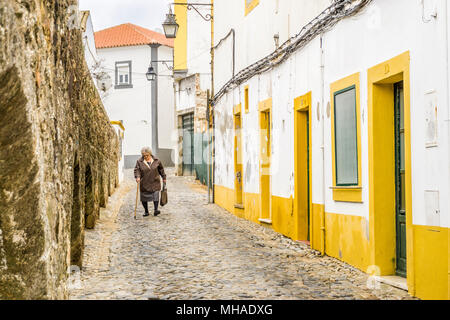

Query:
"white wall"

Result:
[[214, 0, 450, 229], [214, 0, 332, 93], [175, 0, 212, 115], [83, 15, 98, 70], [157, 45, 177, 151], [98, 44, 176, 160], [187, 0, 212, 77], [98, 45, 152, 157], [175, 75, 197, 112]]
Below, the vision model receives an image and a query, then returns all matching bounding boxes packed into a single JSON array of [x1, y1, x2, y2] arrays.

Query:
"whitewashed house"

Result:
[[95, 23, 176, 168], [212, 0, 449, 300], [172, 0, 212, 184], [80, 11, 125, 182]]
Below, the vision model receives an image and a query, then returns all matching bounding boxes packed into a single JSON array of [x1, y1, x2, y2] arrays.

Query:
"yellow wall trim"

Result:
[[174, 0, 187, 71], [367, 51, 415, 294], [331, 187, 363, 203], [412, 225, 449, 300], [258, 97, 272, 112], [325, 212, 371, 272], [244, 85, 249, 114], [244, 0, 259, 16], [110, 121, 125, 131], [259, 98, 272, 221], [330, 73, 363, 203], [215, 183, 449, 300], [294, 92, 313, 243], [234, 103, 242, 115]]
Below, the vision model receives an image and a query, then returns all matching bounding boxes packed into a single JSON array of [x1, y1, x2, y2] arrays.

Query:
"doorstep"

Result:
[[374, 275, 408, 291], [258, 219, 273, 225]]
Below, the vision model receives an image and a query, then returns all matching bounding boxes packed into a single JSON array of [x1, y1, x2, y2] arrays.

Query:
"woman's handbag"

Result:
[[160, 183, 168, 207]]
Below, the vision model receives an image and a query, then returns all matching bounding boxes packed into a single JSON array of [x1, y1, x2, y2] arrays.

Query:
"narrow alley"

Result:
[[69, 170, 414, 300]]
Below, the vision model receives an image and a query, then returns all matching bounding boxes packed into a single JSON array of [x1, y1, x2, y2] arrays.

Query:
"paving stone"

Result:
[[69, 169, 416, 300]]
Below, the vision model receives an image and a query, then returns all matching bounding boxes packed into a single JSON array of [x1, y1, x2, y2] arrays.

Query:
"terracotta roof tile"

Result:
[[95, 23, 174, 49]]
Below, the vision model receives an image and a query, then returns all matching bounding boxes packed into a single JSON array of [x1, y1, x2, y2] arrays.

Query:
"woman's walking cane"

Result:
[[134, 182, 140, 220]]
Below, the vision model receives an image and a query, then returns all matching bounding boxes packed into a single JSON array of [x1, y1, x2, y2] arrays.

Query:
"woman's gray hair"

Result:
[[141, 147, 152, 156]]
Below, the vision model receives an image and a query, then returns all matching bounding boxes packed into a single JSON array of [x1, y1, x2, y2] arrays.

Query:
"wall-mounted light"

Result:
[[162, 3, 213, 39], [146, 66, 157, 82], [162, 7, 179, 39]]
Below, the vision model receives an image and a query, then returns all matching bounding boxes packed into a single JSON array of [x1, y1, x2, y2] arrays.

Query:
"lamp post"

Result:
[[145, 59, 174, 166], [162, 2, 214, 203]]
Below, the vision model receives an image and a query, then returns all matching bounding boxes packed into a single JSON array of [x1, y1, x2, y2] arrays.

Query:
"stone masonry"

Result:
[[0, 0, 119, 299]]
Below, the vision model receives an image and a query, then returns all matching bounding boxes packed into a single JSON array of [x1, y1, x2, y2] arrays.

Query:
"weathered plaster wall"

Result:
[[213, 0, 450, 299], [0, 0, 119, 299]]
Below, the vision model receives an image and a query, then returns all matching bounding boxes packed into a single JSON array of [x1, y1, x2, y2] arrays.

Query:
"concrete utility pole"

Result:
[[150, 44, 160, 156]]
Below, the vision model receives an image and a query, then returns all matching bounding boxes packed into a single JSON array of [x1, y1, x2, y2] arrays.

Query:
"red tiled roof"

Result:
[[94, 23, 174, 49]]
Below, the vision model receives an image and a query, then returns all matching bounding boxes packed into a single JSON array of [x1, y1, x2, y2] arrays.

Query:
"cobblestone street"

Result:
[[69, 170, 415, 300]]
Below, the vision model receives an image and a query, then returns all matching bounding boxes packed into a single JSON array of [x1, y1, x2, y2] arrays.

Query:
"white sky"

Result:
[[78, 0, 171, 32]]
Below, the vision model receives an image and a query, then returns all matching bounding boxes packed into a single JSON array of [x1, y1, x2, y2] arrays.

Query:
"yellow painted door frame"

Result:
[[367, 51, 414, 294], [259, 98, 272, 222], [294, 92, 313, 243], [234, 104, 244, 208]]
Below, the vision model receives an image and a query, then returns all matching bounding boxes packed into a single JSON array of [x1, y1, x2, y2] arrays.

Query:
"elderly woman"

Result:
[[134, 147, 167, 217]]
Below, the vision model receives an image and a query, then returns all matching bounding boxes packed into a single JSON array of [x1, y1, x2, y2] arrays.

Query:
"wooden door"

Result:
[[394, 81, 407, 277], [234, 114, 243, 205]]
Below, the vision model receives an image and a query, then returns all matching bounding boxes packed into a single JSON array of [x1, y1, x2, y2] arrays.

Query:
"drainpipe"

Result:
[[320, 34, 326, 256], [150, 44, 161, 155], [445, 1, 450, 266], [207, 89, 211, 203], [211, 0, 216, 204]]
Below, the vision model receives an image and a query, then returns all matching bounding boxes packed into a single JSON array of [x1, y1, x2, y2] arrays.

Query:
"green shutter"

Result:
[[334, 86, 358, 186]]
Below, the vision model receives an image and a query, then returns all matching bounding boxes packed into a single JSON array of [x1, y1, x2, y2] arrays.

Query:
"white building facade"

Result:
[[173, 0, 212, 183], [95, 24, 176, 168], [80, 11, 125, 182], [212, 0, 450, 300]]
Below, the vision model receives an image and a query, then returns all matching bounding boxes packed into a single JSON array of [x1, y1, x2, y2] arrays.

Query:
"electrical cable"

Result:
[[212, 0, 373, 107]]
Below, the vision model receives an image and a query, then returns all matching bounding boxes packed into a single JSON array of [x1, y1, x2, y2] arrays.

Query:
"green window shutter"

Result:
[[334, 86, 358, 186]]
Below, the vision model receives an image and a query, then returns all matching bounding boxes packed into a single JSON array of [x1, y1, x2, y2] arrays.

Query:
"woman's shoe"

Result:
[[154, 210, 161, 217], [143, 213, 150, 217]]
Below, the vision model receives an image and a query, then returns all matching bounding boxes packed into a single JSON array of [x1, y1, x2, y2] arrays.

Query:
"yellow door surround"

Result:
[[294, 92, 313, 243], [367, 51, 414, 294], [245, 0, 260, 16], [259, 98, 272, 224], [244, 85, 250, 114], [234, 103, 244, 208], [330, 73, 363, 203]]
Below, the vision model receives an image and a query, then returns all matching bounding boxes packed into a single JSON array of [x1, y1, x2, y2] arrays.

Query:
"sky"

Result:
[[78, 0, 171, 32]]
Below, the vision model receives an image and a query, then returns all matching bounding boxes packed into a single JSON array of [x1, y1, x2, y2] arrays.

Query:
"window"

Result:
[[245, 0, 259, 16], [330, 73, 362, 203], [244, 85, 249, 113], [334, 86, 358, 186], [115, 61, 133, 89]]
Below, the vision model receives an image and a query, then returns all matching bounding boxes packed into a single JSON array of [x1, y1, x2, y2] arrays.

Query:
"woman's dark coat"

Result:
[[134, 157, 166, 193]]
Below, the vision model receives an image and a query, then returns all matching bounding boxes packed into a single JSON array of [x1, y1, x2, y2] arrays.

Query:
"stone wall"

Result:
[[0, 0, 119, 299]]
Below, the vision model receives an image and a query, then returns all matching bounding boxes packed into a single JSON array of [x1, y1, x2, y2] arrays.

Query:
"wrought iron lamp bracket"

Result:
[[151, 60, 174, 71], [172, 3, 213, 21]]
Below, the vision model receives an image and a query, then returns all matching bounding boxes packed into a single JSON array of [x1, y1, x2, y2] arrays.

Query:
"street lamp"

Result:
[[146, 66, 157, 81], [162, 7, 179, 39], [163, 3, 213, 40], [145, 61, 174, 82], [163, 2, 214, 203]]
